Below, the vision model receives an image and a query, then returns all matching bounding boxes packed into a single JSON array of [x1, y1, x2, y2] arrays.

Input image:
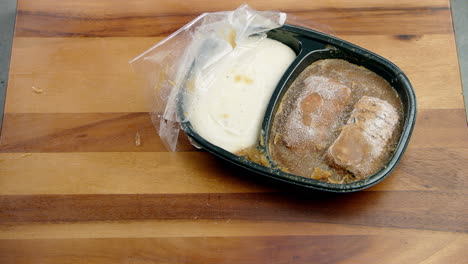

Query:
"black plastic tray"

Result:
[[180, 24, 417, 193]]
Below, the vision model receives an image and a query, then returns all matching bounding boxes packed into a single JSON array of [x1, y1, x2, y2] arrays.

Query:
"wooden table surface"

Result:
[[1, 0, 467, 263]]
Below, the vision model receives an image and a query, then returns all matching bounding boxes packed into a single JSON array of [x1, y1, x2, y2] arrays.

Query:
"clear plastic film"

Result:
[[130, 4, 333, 151]]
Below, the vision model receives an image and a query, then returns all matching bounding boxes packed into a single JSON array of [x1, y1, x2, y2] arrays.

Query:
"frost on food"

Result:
[[326, 96, 400, 178], [282, 76, 351, 151]]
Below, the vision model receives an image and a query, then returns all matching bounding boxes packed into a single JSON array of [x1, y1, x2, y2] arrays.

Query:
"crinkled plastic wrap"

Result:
[[130, 4, 332, 151]]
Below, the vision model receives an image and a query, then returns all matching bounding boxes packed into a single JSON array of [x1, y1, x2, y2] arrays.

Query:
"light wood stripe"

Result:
[[6, 37, 158, 113], [0, 220, 462, 240], [6, 34, 463, 114], [6, 73, 151, 113], [8, 37, 159, 76], [0, 148, 466, 194], [0, 152, 271, 194]]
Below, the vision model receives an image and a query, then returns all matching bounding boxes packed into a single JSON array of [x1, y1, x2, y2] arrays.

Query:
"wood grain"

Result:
[[0, 148, 466, 195], [0, 220, 459, 240], [15, 0, 452, 16], [1, 235, 466, 264], [1, 192, 466, 232], [1, 109, 466, 153], [1, 0, 467, 263], [5, 34, 463, 113], [15, 0, 453, 36], [0, 152, 270, 195], [0, 112, 196, 152]]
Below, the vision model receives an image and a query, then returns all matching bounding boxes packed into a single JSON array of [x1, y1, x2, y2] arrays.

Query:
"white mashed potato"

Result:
[[188, 37, 296, 153]]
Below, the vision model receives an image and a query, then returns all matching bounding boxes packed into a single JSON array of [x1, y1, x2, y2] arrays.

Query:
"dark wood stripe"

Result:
[[0, 236, 374, 264], [0, 112, 195, 152], [15, 6, 452, 37], [2, 234, 464, 264], [0, 109, 466, 152], [409, 109, 468, 149], [395, 148, 467, 191], [0, 191, 466, 232]]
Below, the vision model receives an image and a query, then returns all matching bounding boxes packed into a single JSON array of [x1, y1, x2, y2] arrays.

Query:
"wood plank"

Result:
[[15, 0, 452, 37], [0, 147, 466, 194], [0, 191, 466, 232], [16, 0, 452, 16], [0, 220, 459, 240], [0, 112, 196, 152], [419, 236, 468, 264], [0, 152, 271, 195], [2, 0, 465, 263], [0, 148, 466, 195], [1, 109, 466, 153], [383, 147, 468, 192], [8, 37, 158, 76], [6, 34, 463, 113], [6, 37, 157, 113], [408, 109, 468, 149], [6, 73, 150, 113], [0, 235, 466, 264]]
